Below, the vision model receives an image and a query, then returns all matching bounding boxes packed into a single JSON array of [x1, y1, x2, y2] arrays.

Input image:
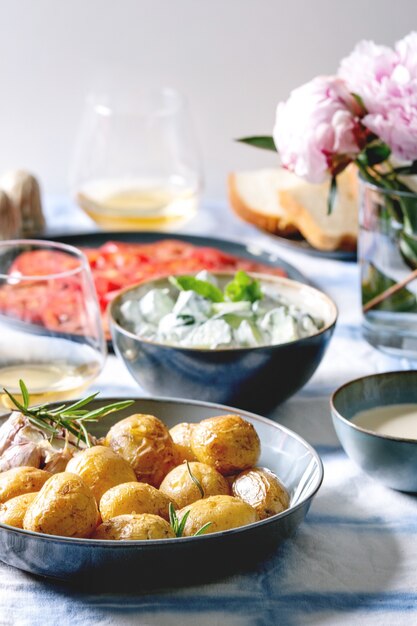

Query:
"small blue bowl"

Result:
[[331, 370, 417, 493]]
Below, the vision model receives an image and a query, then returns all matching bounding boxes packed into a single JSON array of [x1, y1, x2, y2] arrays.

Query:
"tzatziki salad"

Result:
[[119, 271, 324, 349]]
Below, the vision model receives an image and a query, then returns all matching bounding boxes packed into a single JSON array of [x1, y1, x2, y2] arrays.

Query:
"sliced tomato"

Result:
[[10, 250, 79, 277], [0, 239, 286, 337]]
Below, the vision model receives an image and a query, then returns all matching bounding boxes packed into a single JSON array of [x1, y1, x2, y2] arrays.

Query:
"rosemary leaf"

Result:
[[80, 400, 135, 421], [59, 392, 100, 414], [168, 502, 177, 532], [19, 380, 30, 409], [27, 414, 58, 434], [194, 522, 212, 536], [78, 422, 91, 448], [186, 460, 205, 498], [177, 510, 190, 537]]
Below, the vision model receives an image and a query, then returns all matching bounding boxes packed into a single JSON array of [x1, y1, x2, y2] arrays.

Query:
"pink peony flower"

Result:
[[339, 32, 417, 162], [273, 76, 365, 183]]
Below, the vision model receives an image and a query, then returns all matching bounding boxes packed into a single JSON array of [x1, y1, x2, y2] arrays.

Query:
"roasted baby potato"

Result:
[[105, 414, 177, 487], [92, 513, 175, 540], [23, 472, 98, 538], [179, 495, 258, 536], [99, 482, 174, 521], [0, 466, 51, 504], [191, 415, 261, 475], [231, 467, 290, 519], [66, 445, 137, 503], [0, 492, 37, 528], [169, 422, 196, 462], [159, 461, 229, 509]]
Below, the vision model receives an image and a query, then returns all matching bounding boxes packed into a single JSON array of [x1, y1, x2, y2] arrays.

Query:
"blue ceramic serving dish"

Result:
[[331, 370, 417, 492], [0, 397, 323, 588], [109, 273, 337, 414]]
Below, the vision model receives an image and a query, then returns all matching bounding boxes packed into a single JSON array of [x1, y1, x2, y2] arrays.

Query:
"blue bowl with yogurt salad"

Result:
[[331, 371, 417, 492], [109, 271, 337, 413]]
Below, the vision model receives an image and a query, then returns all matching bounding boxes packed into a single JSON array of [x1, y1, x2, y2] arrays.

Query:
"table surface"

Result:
[[1, 201, 416, 626]]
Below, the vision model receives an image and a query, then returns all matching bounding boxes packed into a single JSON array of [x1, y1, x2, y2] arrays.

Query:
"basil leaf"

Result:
[[169, 276, 224, 302], [224, 271, 263, 303]]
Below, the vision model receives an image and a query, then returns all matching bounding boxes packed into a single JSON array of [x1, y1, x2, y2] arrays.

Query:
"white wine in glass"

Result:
[[71, 88, 202, 230], [0, 240, 107, 408]]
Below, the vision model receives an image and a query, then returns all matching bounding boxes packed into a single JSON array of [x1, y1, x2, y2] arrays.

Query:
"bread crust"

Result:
[[227, 173, 298, 237], [278, 189, 357, 252]]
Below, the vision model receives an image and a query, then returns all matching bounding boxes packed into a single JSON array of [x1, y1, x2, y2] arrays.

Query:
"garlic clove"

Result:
[[0, 441, 43, 472], [0, 412, 27, 455]]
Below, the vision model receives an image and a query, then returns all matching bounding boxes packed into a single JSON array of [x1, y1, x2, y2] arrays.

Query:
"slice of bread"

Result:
[[278, 165, 358, 251], [228, 168, 301, 236], [228, 166, 358, 251]]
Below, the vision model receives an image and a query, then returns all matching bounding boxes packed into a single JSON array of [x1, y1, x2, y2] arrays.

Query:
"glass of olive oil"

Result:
[[70, 87, 202, 230], [0, 240, 107, 409]]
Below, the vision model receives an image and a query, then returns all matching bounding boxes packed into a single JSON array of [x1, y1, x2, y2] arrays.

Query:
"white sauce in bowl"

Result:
[[353, 404, 417, 440]]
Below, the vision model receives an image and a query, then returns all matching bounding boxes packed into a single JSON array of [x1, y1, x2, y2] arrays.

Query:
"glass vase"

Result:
[[359, 178, 417, 359]]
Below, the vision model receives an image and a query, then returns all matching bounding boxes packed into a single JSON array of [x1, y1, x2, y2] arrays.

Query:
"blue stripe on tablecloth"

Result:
[[84, 592, 417, 614], [307, 513, 417, 532]]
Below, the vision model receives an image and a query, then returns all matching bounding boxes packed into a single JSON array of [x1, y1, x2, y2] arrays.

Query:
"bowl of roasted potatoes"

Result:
[[0, 390, 322, 587]]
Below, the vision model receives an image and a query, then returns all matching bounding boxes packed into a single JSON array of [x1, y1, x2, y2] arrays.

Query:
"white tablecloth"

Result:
[[1, 201, 416, 626]]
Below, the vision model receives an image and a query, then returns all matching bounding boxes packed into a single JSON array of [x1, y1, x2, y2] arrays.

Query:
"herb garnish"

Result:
[[170, 271, 263, 304], [168, 502, 211, 538], [224, 270, 263, 303], [186, 460, 205, 498], [3, 379, 134, 448], [169, 276, 224, 302]]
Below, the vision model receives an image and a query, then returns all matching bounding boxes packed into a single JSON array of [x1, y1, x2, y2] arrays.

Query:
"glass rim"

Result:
[[359, 174, 417, 199], [85, 86, 187, 117], [0, 239, 90, 281]]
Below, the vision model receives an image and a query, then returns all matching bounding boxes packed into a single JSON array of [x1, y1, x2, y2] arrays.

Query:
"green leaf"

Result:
[[356, 143, 391, 169], [168, 502, 177, 532], [177, 510, 190, 537], [366, 143, 391, 166], [399, 231, 417, 270], [392, 160, 417, 176], [169, 276, 224, 303], [327, 176, 338, 215], [351, 92, 366, 111], [186, 460, 204, 498], [362, 263, 417, 312], [224, 271, 263, 303], [79, 400, 135, 421], [59, 392, 99, 414], [18, 380, 30, 409], [194, 522, 212, 536], [235, 136, 277, 152]]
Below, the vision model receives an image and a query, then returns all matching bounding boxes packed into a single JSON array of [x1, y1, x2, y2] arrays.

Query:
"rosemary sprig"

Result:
[[168, 502, 211, 538], [3, 380, 134, 448], [169, 502, 190, 537]]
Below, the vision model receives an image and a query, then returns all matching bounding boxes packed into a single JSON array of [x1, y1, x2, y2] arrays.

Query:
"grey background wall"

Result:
[[0, 0, 416, 202]]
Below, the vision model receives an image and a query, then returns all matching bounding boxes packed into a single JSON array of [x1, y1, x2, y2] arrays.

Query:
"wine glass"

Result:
[[70, 87, 202, 230], [0, 240, 107, 408]]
